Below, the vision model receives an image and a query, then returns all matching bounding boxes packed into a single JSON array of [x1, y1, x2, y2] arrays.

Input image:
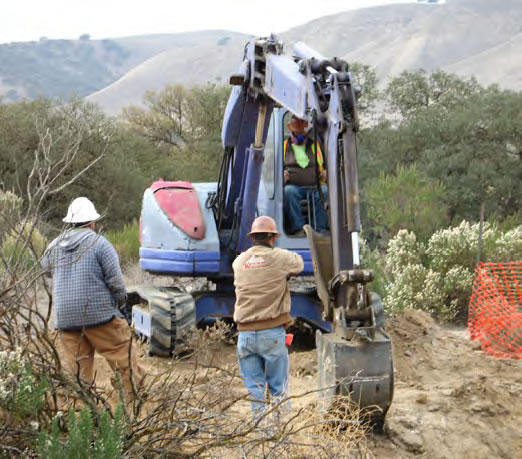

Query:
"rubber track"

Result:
[[146, 287, 196, 357]]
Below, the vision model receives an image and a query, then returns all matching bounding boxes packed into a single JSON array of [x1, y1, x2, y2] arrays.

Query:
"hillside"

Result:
[[86, 33, 251, 113], [1, 0, 521, 113], [0, 31, 248, 102], [87, 0, 522, 114]]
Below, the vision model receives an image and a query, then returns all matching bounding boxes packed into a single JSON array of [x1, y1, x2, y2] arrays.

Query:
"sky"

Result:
[[0, 0, 416, 44]]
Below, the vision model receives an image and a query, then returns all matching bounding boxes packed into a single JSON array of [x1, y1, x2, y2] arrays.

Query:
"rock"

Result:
[[469, 401, 494, 414], [388, 420, 424, 454], [399, 417, 418, 430], [470, 340, 483, 351], [399, 430, 424, 453], [469, 401, 509, 416], [404, 350, 413, 357], [416, 393, 428, 404], [428, 405, 440, 412]]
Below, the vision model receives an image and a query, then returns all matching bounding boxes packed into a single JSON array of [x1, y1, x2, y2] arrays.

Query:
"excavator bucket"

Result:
[[303, 225, 333, 317], [316, 329, 394, 425], [303, 224, 394, 424]]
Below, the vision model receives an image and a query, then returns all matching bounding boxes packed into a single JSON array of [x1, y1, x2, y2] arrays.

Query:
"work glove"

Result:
[[117, 295, 132, 325]]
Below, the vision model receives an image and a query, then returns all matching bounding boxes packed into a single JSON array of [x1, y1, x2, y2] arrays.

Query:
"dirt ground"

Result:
[[90, 309, 521, 458]]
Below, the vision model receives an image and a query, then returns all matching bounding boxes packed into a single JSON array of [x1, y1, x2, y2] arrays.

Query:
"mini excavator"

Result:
[[128, 36, 394, 424]]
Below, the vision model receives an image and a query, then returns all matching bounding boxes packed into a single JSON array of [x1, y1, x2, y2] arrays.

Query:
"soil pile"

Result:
[[371, 310, 522, 458], [91, 309, 521, 458]]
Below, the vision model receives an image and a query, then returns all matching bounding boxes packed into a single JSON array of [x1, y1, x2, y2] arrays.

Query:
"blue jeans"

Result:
[[284, 184, 329, 234], [237, 326, 289, 417]]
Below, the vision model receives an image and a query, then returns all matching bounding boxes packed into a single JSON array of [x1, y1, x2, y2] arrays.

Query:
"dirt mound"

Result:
[[371, 310, 522, 458], [88, 309, 521, 458]]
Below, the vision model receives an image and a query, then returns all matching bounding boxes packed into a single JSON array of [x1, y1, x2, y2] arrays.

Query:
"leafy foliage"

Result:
[[38, 405, 127, 459], [386, 69, 482, 120], [382, 222, 522, 321], [367, 164, 449, 244], [123, 83, 231, 182], [105, 220, 140, 267], [0, 98, 171, 230], [349, 62, 380, 115], [0, 348, 48, 419], [360, 72, 521, 230]]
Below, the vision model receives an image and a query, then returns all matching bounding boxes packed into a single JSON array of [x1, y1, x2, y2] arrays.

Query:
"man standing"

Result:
[[42, 197, 144, 404], [233, 216, 304, 417], [284, 114, 329, 236]]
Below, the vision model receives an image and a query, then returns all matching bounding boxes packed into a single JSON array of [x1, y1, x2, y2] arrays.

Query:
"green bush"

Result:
[[0, 348, 48, 419], [360, 234, 388, 299], [0, 222, 47, 272], [105, 220, 140, 266], [38, 405, 127, 459], [382, 221, 522, 321], [367, 164, 449, 245]]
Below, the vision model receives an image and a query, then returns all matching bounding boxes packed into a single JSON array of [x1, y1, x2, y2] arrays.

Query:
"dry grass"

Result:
[[121, 322, 371, 458]]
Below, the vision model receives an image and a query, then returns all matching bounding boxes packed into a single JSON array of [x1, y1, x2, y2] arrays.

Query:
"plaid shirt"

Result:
[[42, 229, 126, 330]]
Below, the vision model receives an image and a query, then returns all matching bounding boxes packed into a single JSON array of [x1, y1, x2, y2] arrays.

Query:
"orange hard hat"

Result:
[[247, 216, 280, 236], [287, 114, 308, 133]]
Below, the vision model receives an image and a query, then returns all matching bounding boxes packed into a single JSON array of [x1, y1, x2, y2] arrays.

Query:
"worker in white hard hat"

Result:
[[42, 197, 144, 405], [232, 216, 304, 418]]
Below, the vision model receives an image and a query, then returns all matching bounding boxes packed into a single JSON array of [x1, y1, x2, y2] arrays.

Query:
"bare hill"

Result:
[[87, 0, 522, 114], [0, 30, 248, 102], [2, 0, 520, 113], [86, 33, 251, 113]]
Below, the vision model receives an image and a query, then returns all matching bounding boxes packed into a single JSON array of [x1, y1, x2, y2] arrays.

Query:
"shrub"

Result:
[[0, 190, 23, 238], [38, 405, 127, 459], [0, 348, 48, 419], [360, 234, 388, 299], [0, 222, 47, 272], [105, 220, 140, 266], [367, 165, 449, 244], [495, 226, 522, 262], [382, 222, 521, 321]]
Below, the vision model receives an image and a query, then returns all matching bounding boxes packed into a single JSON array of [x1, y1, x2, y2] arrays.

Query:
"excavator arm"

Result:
[[221, 36, 393, 423]]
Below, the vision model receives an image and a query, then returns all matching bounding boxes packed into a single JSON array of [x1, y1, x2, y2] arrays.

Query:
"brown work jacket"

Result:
[[233, 244, 304, 330]]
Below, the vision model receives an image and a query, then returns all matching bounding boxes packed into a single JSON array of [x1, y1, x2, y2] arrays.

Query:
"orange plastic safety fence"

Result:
[[468, 262, 522, 359]]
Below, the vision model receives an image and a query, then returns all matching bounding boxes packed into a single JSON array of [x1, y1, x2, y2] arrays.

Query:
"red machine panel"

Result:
[[150, 180, 206, 240]]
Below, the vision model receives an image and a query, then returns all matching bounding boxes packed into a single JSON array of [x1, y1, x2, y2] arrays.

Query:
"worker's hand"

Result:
[[284, 169, 290, 184], [320, 169, 327, 182]]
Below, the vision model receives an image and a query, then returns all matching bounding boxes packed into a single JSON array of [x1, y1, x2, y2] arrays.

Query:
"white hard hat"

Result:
[[63, 197, 101, 224]]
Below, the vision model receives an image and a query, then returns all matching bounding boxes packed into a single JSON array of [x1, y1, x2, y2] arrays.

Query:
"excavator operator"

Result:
[[283, 115, 329, 236]]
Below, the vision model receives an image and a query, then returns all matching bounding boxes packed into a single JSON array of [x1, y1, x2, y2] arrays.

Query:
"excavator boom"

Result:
[[222, 35, 393, 422]]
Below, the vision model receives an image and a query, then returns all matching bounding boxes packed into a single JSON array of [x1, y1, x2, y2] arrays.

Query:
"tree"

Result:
[[123, 84, 189, 149], [366, 165, 449, 244], [387, 69, 482, 119], [417, 88, 522, 220], [122, 83, 231, 182], [360, 76, 521, 225], [0, 98, 168, 230], [349, 62, 380, 115]]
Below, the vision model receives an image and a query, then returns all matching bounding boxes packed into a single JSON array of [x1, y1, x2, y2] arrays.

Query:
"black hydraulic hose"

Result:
[[312, 110, 327, 210], [206, 146, 233, 230]]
